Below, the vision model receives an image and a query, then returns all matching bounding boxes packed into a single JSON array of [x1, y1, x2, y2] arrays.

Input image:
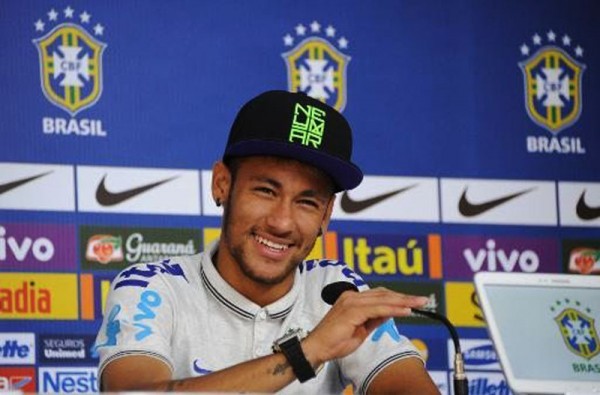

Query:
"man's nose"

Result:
[[265, 199, 295, 233]]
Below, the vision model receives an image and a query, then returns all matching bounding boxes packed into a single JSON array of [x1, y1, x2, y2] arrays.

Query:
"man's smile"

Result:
[[254, 234, 290, 252]]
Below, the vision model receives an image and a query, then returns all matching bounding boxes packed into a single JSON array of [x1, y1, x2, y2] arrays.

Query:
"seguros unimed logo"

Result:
[[33, 6, 108, 137], [282, 21, 350, 111]]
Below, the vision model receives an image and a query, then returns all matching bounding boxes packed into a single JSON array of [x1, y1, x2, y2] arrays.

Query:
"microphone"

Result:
[[321, 281, 359, 305], [320, 282, 468, 395]]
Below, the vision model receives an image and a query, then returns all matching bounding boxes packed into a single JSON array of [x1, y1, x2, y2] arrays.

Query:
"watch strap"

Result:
[[279, 337, 316, 383]]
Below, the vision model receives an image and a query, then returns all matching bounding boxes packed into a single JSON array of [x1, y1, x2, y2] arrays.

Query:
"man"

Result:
[[95, 90, 439, 394]]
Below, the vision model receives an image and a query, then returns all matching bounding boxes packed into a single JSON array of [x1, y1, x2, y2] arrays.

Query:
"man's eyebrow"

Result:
[[298, 189, 332, 204], [251, 176, 330, 202], [250, 176, 282, 189]]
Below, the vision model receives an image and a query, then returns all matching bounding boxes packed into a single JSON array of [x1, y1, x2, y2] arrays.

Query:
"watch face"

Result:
[[273, 328, 308, 352]]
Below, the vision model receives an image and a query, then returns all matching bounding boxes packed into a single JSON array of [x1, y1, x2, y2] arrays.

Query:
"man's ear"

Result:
[[319, 194, 336, 235], [212, 161, 231, 206]]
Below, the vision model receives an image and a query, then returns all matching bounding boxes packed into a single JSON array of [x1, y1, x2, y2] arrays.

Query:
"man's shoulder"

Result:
[[299, 258, 367, 289], [110, 253, 203, 291]]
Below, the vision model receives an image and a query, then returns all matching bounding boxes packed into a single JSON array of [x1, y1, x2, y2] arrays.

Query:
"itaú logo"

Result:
[[0, 225, 54, 262], [342, 236, 427, 276]]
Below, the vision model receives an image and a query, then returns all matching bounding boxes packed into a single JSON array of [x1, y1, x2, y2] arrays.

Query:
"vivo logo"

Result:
[[0, 226, 54, 262], [464, 239, 539, 272], [40, 368, 98, 393], [133, 289, 162, 341]]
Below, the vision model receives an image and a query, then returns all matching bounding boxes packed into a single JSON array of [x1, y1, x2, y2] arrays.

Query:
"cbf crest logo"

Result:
[[33, 7, 106, 116], [519, 31, 586, 134], [282, 21, 350, 111], [551, 299, 600, 360]]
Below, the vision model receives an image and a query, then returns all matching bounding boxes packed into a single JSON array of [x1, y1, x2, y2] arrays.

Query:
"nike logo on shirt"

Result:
[[458, 187, 535, 217], [340, 184, 417, 213], [95, 174, 179, 206], [0, 171, 53, 195], [576, 190, 600, 220]]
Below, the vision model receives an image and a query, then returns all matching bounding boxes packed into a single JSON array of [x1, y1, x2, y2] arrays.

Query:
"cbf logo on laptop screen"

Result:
[[519, 31, 585, 134], [551, 299, 600, 360], [33, 7, 106, 116], [281, 21, 350, 111]]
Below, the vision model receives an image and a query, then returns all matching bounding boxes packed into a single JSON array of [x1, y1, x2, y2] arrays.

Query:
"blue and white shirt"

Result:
[[95, 241, 422, 394]]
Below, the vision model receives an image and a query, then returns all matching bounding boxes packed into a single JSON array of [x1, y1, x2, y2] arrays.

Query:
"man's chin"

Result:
[[245, 271, 290, 286], [240, 263, 297, 286]]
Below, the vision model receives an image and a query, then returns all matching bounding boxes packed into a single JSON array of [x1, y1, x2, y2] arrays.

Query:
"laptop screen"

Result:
[[474, 272, 600, 395]]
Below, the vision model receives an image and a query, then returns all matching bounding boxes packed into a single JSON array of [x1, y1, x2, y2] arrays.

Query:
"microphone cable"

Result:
[[412, 308, 469, 395]]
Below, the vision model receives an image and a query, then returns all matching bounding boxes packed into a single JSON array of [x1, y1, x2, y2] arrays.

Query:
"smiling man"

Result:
[[95, 90, 439, 394]]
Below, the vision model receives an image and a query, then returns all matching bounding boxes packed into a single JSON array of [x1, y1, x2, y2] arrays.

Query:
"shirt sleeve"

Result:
[[94, 263, 177, 379], [338, 318, 424, 394]]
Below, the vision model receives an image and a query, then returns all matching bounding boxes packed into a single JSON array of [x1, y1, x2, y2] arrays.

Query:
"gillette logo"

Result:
[[0, 334, 35, 365], [0, 341, 31, 359], [469, 376, 511, 395], [40, 367, 98, 393]]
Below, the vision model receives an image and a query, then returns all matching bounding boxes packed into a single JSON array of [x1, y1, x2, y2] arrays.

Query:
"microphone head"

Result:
[[321, 282, 359, 305]]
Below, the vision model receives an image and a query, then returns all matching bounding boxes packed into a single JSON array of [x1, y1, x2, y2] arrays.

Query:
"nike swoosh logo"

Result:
[[340, 184, 418, 213], [96, 174, 179, 206], [458, 187, 535, 217], [0, 171, 53, 195], [193, 359, 213, 375], [576, 190, 600, 220]]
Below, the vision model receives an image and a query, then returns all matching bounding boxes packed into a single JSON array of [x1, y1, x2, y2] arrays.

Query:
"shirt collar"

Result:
[[200, 239, 301, 320]]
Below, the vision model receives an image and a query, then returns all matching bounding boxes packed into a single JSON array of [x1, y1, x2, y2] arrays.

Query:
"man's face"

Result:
[[216, 156, 334, 292]]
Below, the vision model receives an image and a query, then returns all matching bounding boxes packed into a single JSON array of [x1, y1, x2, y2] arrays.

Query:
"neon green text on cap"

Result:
[[289, 103, 326, 149]]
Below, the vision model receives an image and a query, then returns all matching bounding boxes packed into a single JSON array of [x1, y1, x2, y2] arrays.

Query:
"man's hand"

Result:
[[302, 287, 429, 366]]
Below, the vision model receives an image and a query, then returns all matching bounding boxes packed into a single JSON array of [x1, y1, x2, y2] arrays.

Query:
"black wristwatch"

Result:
[[272, 328, 316, 383]]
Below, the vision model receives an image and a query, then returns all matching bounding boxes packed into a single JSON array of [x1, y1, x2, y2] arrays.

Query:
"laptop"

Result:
[[474, 272, 600, 395]]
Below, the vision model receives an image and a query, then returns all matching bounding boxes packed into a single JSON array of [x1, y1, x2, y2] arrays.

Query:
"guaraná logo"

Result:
[[519, 31, 585, 134], [568, 247, 600, 275], [551, 299, 600, 360], [281, 21, 350, 111], [33, 6, 106, 116], [85, 234, 123, 264]]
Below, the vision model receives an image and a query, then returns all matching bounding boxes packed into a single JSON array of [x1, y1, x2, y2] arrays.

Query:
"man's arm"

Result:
[[367, 357, 440, 395], [102, 351, 301, 392], [102, 287, 432, 393]]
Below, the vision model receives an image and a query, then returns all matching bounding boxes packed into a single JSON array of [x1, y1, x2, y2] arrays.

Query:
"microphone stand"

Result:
[[412, 308, 469, 395]]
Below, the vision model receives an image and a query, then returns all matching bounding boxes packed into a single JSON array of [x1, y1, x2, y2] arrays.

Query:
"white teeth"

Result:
[[255, 235, 288, 251]]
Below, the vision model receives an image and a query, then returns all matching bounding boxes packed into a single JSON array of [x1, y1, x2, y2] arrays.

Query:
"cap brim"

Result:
[[224, 140, 363, 192]]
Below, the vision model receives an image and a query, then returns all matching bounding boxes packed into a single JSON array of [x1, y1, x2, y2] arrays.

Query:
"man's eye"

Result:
[[299, 199, 319, 208], [255, 187, 275, 195]]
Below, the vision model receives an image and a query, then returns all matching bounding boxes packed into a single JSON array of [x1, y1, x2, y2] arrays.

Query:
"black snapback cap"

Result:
[[223, 90, 363, 192]]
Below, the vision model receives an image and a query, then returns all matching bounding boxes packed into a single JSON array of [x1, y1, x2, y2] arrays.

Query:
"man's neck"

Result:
[[212, 248, 295, 307]]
